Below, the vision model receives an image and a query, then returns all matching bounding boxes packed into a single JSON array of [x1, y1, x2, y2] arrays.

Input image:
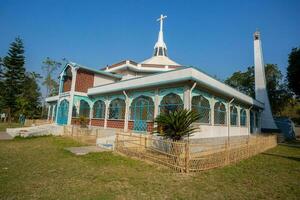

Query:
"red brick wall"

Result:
[[91, 119, 105, 127], [75, 69, 94, 93], [128, 121, 154, 132], [71, 118, 90, 125], [107, 119, 124, 129], [63, 77, 72, 92]]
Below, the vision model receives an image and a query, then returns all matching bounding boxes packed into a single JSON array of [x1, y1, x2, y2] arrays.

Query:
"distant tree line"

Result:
[[225, 47, 300, 124]]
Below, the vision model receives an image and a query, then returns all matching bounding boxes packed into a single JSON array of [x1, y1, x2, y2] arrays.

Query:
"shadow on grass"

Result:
[[262, 152, 300, 162]]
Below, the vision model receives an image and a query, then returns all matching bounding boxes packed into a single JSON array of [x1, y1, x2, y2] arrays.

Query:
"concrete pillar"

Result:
[[183, 86, 190, 110], [124, 93, 130, 132], [47, 105, 51, 121], [154, 89, 159, 118], [89, 102, 93, 127], [104, 99, 109, 129], [247, 108, 251, 135], [67, 67, 78, 125], [211, 97, 215, 125]]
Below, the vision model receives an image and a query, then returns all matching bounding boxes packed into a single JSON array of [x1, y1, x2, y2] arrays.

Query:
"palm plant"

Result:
[[154, 109, 200, 141]]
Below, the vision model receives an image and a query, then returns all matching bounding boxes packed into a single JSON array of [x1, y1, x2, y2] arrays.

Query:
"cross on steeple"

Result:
[[157, 14, 167, 33], [154, 14, 168, 57]]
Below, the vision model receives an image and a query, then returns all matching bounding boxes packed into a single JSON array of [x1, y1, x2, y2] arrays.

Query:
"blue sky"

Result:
[[1, 0, 299, 95]]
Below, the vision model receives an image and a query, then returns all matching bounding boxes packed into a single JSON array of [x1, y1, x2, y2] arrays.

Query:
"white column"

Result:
[[89, 102, 93, 127], [67, 67, 78, 125], [124, 93, 130, 132], [183, 86, 190, 110], [227, 102, 231, 137], [247, 108, 251, 135], [210, 97, 215, 125], [47, 105, 51, 121], [51, 105, 56, 121], [104, 99, 109, 129], [154, 89, 159, 118]]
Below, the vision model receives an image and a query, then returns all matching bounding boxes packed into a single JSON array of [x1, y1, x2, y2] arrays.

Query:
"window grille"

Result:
[[214, 102, 227, 125], [240, 109, 247, 126], [109, 98, 125, 119], [191, 95, 210, 124], [72, 105, 78, 117], [130, 96, 154, 121], [230, 106, 238, 126], [93, 100, 106, 118], [79, 100, 90, 118], [159, 93, 183, 115]]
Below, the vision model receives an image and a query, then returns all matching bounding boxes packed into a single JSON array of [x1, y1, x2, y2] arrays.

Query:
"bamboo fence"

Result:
[[63, 125, 100, 145], [115, 133, 277, 173]]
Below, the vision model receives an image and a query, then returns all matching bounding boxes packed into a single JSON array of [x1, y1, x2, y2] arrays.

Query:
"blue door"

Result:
[[132, 96, 154, 132], [57, 99, 69, 125]]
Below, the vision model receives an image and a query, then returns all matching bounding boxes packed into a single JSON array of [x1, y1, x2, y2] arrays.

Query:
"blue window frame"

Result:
[[93, 100, 106, 119], [79, 100, 90, 118], [192, 95, 210, 124], [109, 98, 125, 119], [230, 106, 238, 126], [214, 102, 226, 125], [159, 93, 183, 115], [240, 109, 247, 126]]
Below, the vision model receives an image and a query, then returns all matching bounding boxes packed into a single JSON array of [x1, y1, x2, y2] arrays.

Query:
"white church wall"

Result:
[[93, 73, 116, 87], [191, 124, 248, 139]]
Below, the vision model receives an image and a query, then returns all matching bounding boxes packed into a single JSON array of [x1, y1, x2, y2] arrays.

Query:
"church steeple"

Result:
[[140, 14, 180, 66], [254, 31, 278, 130], [154, 14, 168, 57]]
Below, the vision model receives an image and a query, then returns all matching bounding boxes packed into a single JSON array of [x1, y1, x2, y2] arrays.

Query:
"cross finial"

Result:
[[157, 14, 167, 32]]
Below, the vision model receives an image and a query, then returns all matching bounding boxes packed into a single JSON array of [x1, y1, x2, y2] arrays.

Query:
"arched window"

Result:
[[240, 109, 247, 126], [109, 98, 125, 119], [130, 96, 154, 121], [230, 106, 238, 126], [214, 102, 226, 125], [93, 100, 106, 119], [72, 105, 78, 117], [255, 112, 260, 128], [191, 95, 210, 124], [160, 93, 183, 114], [79, 100, 90, 118], [62, 66, 72, 92], [53, 104, 57, 120]]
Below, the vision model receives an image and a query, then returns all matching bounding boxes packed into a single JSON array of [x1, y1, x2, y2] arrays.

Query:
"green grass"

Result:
[[0, 136, 299, 200], [0, 122, 24, 132]]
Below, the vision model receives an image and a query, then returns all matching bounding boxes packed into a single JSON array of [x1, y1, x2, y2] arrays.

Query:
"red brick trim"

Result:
[[91, 119, 105, 127], [107, 119, 125, 129]]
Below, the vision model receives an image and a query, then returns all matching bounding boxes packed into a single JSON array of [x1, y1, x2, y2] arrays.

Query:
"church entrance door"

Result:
[[57, 99, 69, 125], [131, 96, 154, 132]]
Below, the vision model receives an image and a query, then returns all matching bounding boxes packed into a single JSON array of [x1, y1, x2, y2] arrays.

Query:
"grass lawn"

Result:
[[0, 136, 299, 200], [0, 122, 24, 132]]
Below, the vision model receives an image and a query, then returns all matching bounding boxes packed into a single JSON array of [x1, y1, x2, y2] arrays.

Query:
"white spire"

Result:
[[254, 31, 278, 130], [155, 14, 167, 50], [140, 14, 180, 66]]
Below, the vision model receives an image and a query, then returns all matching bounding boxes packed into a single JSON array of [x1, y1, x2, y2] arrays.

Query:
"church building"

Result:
[[46, 15, 277, 138]]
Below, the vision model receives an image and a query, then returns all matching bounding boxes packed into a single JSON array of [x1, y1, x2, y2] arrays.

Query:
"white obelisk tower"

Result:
[[254, 31, 278, 130]]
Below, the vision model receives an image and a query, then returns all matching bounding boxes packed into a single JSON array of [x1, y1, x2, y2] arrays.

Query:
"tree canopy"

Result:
[[225, 64, 292, 115], [287, 47, 300, 97]]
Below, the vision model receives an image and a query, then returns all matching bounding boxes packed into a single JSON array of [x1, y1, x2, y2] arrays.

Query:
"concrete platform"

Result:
[[64, 146, 110, 155], [0, 132, 13, 140]]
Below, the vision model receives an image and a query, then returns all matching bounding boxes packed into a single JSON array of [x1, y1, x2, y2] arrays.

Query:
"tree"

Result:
[[287, 47, 300, 97], [17, 72, 42, 118], [225, 64, 292, 115], [155, 109, 200, 141], [2, 37, 26, 121], [0, 57, 4, 112], [42, 57, 61, 97]]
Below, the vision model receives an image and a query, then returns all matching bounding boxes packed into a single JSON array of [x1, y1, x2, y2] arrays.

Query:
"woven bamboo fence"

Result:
[[115, 133, 277, 173]]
